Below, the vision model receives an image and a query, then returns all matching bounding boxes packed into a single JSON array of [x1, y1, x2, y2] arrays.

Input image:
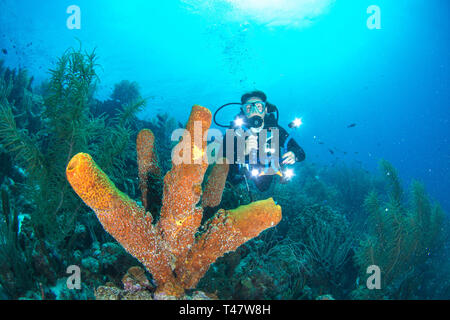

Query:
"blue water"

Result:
[[1, 0, 449, 211]]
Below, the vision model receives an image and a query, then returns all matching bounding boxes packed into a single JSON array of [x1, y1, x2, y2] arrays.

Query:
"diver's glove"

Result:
[[282, 151, 296, 165]]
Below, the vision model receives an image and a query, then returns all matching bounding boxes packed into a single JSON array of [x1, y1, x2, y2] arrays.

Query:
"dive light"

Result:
[[234, 117, 244, 127], [288, 117, 303, 129]]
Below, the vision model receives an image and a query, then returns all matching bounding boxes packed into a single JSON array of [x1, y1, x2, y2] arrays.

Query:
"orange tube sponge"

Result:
[[176, 198, 282, 288], [136, 129, 160, 209], [66, 105, 283, 298], [66, 153, 179, 294], [159, 105, 212, 263], [202, 161, 229, 208]]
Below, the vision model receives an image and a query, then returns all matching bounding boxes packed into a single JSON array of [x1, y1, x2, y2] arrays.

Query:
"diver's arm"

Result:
[[279, 126, 306, 162]]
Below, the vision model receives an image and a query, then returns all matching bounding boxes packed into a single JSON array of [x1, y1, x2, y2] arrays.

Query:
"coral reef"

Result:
[[0, 49, 149, 299], [197, 161, 447, 300], [0, 48, 100, 245], [111, 80, 141, 106], [352, 160, 445, 299], [66, 105, 282, 297], [0, 48, 448, 300], [95, 266, 216, 300], [0, 187, 34, 298], [286, 204, 355, 297]]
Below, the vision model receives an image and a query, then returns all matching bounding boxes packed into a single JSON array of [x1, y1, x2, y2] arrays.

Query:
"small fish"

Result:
[[1, 49, 6, 55], [328, 148, 334, 155], [318, 141, 325, 145], [347, 123, 357, 128]]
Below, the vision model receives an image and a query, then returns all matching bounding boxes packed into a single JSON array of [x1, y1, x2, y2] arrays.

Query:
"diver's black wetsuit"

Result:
[[222, 113, 306, 192]]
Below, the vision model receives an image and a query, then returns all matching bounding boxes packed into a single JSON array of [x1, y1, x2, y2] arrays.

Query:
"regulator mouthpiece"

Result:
[[248, 115, 263, 129]]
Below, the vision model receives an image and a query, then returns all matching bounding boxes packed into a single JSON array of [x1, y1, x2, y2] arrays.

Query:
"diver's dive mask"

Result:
[[242, 101, 266, 116], [242, 101, 266, 129]]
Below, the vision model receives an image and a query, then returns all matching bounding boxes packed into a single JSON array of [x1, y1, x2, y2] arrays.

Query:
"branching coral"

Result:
[[66, 105, 282, 297]]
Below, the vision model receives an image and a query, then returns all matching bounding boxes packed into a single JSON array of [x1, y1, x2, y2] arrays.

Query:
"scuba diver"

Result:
[[213, 90, 306, 194]]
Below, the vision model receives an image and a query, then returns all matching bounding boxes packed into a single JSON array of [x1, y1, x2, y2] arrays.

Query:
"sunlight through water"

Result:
[[183, 0, 335, 28]]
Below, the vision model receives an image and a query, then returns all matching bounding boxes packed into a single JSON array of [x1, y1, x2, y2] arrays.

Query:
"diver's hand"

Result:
[[282, 151, 295, 165], [245, 134, 258, 155]]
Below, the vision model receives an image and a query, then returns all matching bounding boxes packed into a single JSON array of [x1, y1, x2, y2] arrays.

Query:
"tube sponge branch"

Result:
[[177, 199, 282, 289], [202, 162, 230, 209], [66, 105, 282, 297], [136, 129, 161, 210], [66, 152, 178, 294]]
